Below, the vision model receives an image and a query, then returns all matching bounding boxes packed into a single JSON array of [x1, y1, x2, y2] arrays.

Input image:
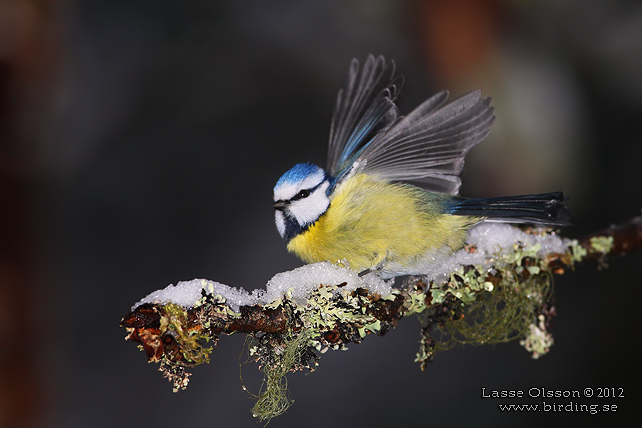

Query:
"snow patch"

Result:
[[133, 223, 570, 311], [133, 262, 392, 312]]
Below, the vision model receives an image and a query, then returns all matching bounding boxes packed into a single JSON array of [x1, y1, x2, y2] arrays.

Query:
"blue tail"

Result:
[[450, 192, 573, 226]]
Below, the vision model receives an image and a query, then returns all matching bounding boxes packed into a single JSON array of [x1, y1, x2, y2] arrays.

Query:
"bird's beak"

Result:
[[273, 200, 288, 211]]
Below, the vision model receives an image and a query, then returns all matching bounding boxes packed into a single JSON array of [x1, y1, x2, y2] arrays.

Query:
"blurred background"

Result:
[[1, 0, 642, 426]]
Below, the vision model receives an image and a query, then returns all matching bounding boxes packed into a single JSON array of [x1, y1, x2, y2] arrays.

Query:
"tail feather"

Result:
[[450, 192, 573, 226]]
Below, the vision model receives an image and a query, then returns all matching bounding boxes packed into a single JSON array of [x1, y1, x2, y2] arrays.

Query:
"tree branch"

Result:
[[120, 216, 642, 421]]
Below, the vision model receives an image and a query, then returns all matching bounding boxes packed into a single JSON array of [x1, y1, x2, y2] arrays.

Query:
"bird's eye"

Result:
[[297, 189, 310, 199]]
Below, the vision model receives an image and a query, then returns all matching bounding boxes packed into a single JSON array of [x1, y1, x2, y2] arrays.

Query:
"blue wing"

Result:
[[328, 56, 496, 195], [327, 55, 402, 177]]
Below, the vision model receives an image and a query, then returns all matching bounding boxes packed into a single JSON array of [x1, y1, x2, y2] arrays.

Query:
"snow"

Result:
[[134, 279, 207, 309], [133, 262, 392, 312], [260, 261, 392, 305], [424, 222, 570, 282], [468, 222, 568, 255], [132, 222, 570, 311]]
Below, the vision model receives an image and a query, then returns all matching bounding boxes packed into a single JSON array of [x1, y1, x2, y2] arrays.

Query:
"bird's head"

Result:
[[273, 163, 332, 241]]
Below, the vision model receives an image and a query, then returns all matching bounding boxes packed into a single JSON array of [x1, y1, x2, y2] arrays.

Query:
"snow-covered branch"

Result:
[[120, 217, 642, 422]]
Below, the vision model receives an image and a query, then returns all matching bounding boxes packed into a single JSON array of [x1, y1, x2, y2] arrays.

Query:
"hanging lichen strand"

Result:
[[120, 217, 642, 422]]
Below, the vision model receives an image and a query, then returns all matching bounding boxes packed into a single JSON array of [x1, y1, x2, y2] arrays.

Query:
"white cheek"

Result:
[[288, 185, 330, 226], [275, 211, 286, 238]]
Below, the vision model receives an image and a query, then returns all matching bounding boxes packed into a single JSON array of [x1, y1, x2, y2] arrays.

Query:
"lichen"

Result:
[[124, 226, 589, 415], [152, 303, 215, 391], [590, 235, 614, 254], [240, 284, 406, 421], [298, 284, 398, 349], [248, 329, 313, 422], [159, 358, 192, 393], [118, 216, 642, 422], [568, 239, 588, 263], [161, 303, 213, 366], [435, 272, 551, 350], [520, 314, 555, 359], [418, 229, 562, 362]]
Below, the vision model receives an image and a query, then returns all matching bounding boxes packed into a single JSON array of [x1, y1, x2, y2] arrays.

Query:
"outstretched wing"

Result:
[[356, 90, 496, 195], [327, 55, 402, 177]]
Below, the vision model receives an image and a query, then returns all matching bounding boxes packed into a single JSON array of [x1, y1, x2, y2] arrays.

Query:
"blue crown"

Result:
[[275, 163, 322, 187]]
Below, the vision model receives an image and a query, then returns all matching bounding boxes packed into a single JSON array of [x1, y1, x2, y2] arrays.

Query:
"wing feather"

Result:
[[327, 55, 402, 176], [357, 90, 495, 194], [328, 56, 496, 195]]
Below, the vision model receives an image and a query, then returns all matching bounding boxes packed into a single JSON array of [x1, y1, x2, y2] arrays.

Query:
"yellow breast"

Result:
[[287, 174, 479, 272]]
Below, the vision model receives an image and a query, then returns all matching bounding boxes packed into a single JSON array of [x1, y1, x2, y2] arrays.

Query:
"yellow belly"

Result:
[[287, 174, 480, 273]]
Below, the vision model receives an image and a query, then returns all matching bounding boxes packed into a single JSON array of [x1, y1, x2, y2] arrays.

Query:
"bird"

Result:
[[272, 55, 572, 278]]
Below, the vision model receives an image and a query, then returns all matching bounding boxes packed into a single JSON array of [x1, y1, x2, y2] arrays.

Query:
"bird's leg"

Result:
[[357, 268, 372, 277], [358, 252, 390, 277]]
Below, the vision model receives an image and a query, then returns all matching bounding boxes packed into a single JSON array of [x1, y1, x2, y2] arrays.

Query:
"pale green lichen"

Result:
[[133, 228, 586, 417], [420, 232, 562, 360], [437, 276, 549, 349], [520, 314, 554, 359], [590, 235, 614, 254], [403, 284, 429, 316], [430, 265, 492, 306], [297, 284, 394, 343], [430, 238, 553, 306], [568, 239, 588, 263], [246, 285, 402, 422]]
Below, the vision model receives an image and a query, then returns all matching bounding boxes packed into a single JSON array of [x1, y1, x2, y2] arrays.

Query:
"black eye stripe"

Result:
[[290, 189, 309, 202], [289, 180, 325, 202]]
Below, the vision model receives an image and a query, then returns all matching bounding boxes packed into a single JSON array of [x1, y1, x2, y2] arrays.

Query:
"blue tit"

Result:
[[273, 55, 572, 278]]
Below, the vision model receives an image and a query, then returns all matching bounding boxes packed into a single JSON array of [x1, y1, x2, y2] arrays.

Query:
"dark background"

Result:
[[2, 0, 642, 427]]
